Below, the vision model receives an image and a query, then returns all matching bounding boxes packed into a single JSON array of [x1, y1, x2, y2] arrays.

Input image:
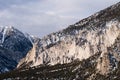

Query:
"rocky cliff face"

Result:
[[97, 34, 120, 75], [17, 2, 120, 76], [0, 26, 32, 73], [1, 52, 120, 80]]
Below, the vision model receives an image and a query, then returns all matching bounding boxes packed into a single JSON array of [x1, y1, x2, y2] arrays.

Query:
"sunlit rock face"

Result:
[[18, 20, 120, 68], [17, 2, 120, 75], [96, 30, 120, 75]]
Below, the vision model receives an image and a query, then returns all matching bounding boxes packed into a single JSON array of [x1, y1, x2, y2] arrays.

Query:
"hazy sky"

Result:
[[0, 0, 119, 37]]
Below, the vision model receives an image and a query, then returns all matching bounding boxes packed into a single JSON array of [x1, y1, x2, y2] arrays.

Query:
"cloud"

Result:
[[0, 0, 119, 37]]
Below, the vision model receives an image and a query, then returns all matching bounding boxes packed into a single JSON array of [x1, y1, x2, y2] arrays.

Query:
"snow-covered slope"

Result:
[[0, 26, 32, 73], [17, 2, 120, 70]]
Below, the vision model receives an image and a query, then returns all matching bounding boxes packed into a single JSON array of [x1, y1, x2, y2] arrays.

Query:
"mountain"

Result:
[[0, 1, 120, 80], [0, 26, 32, 73], [18, 1, 120, 72]]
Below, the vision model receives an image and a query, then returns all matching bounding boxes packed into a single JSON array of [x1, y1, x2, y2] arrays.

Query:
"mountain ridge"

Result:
[[17, 2, 120, 70]]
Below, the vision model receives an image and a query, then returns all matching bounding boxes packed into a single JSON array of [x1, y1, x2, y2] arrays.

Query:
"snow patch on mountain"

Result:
[[1, 26, 14, 43]]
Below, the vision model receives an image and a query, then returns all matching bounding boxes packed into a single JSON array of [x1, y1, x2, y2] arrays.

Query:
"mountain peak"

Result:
[[0, 26, 33, 73], [0, 26, 14, 32], [0, 26, 23, 44]]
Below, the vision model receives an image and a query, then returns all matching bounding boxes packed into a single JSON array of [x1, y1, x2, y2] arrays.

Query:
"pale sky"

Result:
[[0, 0, 119, 37]]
